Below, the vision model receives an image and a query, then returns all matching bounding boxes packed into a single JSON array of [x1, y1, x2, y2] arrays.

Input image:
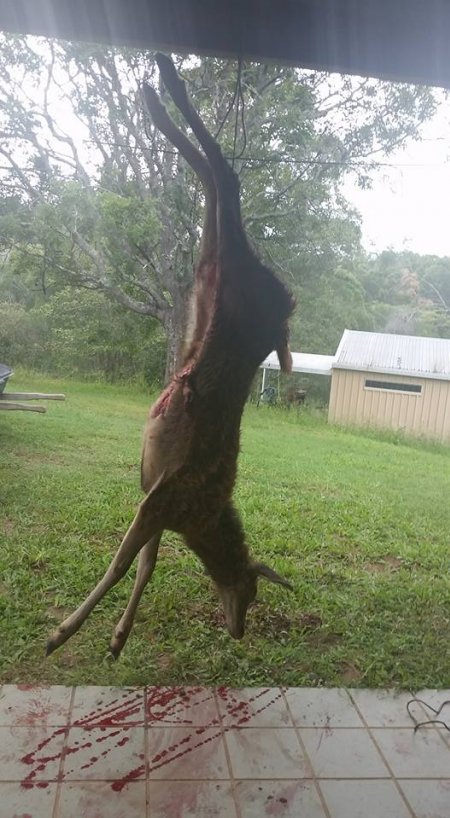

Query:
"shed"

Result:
[[328, 330, 450, 442], [259, 351, 334, 399], [261, 351, 335, 376]]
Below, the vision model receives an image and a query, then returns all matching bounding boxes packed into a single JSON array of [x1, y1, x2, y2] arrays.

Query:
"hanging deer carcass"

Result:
[[47, 54, 295, 659]]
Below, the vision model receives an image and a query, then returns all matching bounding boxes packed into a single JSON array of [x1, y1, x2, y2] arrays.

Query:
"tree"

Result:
[[0, 34, 437, 377], [360, 249, 450, 337]]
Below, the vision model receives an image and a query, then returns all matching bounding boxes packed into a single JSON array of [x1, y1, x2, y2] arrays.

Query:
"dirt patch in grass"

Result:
[[365, 556, 404, 573], [252, 609, 325, 639], [306, 629, 342, 648], [46, 605, 69, 621], [14, 448, 67, 466], [298, 612, 323, 630], [203, 606, 330, 644], [29, 556, 49, 573], [155, 653, 175, 672], [339, 661, 362, 684], [208, 607, 227, 630], [2, 518, 15, 536]]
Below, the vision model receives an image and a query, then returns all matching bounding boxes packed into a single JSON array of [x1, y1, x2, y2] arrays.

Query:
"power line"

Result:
[[81, 138, 450, 169], [1, 154, 450, 172]]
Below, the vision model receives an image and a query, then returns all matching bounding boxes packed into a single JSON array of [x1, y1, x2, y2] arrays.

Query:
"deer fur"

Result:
[[47, 54, 295, 659]]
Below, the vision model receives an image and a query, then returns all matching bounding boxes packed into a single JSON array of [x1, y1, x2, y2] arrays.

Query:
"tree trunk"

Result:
[[162, 296, 188, 383]]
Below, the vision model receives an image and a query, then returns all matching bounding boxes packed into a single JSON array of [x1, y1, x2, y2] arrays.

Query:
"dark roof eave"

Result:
[[1, 0, 450, 89]]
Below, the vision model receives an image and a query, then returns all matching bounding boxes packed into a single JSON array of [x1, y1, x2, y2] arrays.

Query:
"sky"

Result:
[[343, 101, 450, 257]]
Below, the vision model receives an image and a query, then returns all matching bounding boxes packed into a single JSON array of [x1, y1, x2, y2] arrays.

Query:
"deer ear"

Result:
[[254, 562, 293, 590]]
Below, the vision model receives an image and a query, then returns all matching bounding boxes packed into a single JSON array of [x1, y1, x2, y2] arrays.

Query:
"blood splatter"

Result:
[[217, 687, 284, 726], [146, 685, 218, 726], [20, 689, 142, 789], [20, 685, 284, 793], [111, 763, 146, 792]]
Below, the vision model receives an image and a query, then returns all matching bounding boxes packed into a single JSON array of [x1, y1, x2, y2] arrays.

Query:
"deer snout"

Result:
[[217, 581, 256, 640]]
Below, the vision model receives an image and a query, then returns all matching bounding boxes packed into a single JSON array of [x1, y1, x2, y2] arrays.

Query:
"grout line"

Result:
[[435, 728, 450, 752], [281, 687, 331, 818], [0, 776, 450, 785], [347, 690, 417, 818], [51, 685, 75, 818], [214, 687, 242, 818]]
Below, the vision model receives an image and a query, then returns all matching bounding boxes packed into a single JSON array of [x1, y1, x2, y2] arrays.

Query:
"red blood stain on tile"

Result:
[[264, 783, 302, 816], [81, 756, 99, 770], [6, 685, 66, 726], [217, 687, 284, 726], [19, 691, 141, 789], [146, 686, 213, 726], [111, 764, 146, 792], [95, 729, 123, 743], [72, 690, 143, 727], [113, 722, 224, 792], [63, 726, 135, 778], [20, 726, 67, 788], [19, 686, 285, 794]]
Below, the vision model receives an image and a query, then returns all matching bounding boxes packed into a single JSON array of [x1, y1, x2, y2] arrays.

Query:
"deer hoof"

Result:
[[45, 636, 60, 657], [109, 641, 122, 661], [109, 629, 128, 660]]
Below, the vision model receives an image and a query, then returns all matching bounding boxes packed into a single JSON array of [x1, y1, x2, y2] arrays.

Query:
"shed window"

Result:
[[364, 379, 422, 394]]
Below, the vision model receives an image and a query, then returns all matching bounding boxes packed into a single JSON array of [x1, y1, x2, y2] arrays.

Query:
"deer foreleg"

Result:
[[46, 487, 165, 656], [109, 530, 163, 659]]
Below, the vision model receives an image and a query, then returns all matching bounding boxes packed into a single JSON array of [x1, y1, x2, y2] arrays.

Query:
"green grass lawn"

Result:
[[1, 371, 450, 689]]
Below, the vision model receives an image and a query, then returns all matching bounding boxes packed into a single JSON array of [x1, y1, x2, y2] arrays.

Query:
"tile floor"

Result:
[[0, 684, 449, 817]]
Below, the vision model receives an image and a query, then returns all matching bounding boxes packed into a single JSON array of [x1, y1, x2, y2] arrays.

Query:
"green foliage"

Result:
[[295, 264, 373, 355], [32, 288, 166, 383], [0, 302, 46, 367], [361, 250, 450, 337], [0, 33, 439, 379], [0, 288, 165, 385]]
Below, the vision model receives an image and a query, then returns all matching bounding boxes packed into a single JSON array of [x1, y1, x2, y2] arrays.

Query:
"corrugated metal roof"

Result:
[[261, 352, 334, 375], [333, 330, 450, 381]]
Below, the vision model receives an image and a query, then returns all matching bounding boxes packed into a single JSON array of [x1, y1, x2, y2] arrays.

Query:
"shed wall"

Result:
[[328, 369, 450, 442]]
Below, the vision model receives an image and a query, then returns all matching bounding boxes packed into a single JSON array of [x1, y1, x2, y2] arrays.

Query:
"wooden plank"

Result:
[[0, 392, 65, 401], [0, 401, 46, 413]]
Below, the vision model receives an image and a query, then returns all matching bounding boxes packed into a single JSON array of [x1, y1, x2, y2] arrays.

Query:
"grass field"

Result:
[[1, 371, 450, 690]]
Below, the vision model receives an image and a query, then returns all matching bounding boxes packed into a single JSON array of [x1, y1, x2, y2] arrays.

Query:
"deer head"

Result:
[[217, 562, 293, 639]]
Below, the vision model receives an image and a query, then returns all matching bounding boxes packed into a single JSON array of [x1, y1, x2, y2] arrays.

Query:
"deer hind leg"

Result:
[[46, 484, 166, 656], [142, 81, 217, 363], [109, 529, 163, 659]]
